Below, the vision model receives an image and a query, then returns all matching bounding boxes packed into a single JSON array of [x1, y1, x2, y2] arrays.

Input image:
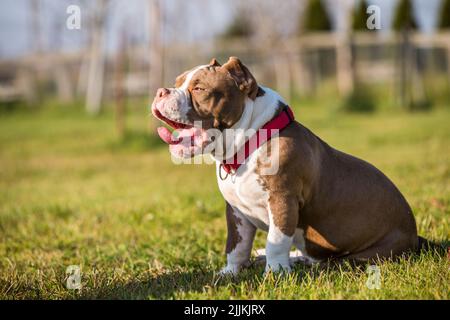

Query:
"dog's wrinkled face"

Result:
[[151, 57, 258, 158]]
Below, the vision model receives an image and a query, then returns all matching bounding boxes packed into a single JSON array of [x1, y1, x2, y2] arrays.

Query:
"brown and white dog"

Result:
[[151, 57, 419, 274]]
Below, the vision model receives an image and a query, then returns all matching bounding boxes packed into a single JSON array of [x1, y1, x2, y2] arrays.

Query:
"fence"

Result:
[[1, 31, 449, 108]]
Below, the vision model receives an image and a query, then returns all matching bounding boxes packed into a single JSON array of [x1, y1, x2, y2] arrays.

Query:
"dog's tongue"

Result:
[[157, 127, 180, 145], [157, 125, 210, 158]]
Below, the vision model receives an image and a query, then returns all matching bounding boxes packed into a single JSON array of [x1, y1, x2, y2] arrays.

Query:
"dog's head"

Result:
[[151, 57, 259, 158]]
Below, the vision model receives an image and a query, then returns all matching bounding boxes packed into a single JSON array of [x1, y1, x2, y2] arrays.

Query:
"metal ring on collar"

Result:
[[219, 164, 229, 180]]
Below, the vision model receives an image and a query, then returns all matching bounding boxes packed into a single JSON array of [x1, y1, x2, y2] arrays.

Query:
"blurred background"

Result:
[[0, 0, 449, 120]]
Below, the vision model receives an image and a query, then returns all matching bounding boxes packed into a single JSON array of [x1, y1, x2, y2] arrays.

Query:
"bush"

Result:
[[0, 99, 37, 114], [438, 0, 450, 29], [302, 0, 332, 33], [409, 99, 433, 112], [352, 0, 370, 31], [221, 11, 253, 39], [340, 86, 376, 113], [392, 0, 418, 31]]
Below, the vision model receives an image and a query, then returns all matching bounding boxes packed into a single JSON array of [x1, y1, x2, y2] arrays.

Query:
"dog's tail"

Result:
[[417, 236, 448, 256]]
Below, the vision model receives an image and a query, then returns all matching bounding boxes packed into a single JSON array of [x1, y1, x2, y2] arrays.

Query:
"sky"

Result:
[[0, 0, 444, 59]]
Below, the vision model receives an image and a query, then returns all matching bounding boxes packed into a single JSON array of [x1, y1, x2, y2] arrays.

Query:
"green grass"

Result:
[[0, 100, 449, 299]]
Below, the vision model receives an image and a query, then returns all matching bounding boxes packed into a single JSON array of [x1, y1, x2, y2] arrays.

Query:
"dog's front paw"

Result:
[[264, 262, 292, 275], [218, 264, 241, 276]]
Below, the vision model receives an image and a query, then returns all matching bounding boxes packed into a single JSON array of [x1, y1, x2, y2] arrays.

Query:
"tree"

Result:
[[352, 0, 369, 31], [392, 0, 418, 31], [392, 0, 418, 110], [114, 28, 128, 139], [148, 0, 164, 100], [438, 0, 450, 87], [438, 0, 450, 29], [302, 0, 331, 32], [30, 0, 42, 53], [221, 10, 254, 39]]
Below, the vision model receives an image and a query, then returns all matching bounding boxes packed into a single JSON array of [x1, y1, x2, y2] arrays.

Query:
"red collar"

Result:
[[219, 106, 295, 179]]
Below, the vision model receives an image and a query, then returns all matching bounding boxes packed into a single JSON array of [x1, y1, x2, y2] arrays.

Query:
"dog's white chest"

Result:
[[216, 151, 270, 231]]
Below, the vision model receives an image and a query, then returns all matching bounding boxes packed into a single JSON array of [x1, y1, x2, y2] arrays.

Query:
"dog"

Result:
[[151, 57, 420, 274]]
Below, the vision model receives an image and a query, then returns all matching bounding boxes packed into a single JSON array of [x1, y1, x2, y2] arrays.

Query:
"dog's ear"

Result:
[[209, 58, 221, 67], [222, 56, 258, 100]]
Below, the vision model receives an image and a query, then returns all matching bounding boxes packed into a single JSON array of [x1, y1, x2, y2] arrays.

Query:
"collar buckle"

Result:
[[219, 163, 236, 180], [219, 164, 229, 180]]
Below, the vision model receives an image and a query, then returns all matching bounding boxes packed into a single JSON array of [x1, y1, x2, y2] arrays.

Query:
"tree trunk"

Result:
[[336, 33, 354, 97], [115, 30, 127, 139], [85, 0, 107, 115], [54, 64, 74, 103], [17, 67, 38, 106], [30, 0, 42, 53], [148, 0, 164, 100], [291, 45, 312, 97], [447, 43, 450, 88], [335, 0, 354, 97], [273, 53, 291, 102], [398, 29, 412, 110]]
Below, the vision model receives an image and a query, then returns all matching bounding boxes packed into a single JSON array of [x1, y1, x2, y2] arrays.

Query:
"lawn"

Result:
[[0, 100, 449, 299]]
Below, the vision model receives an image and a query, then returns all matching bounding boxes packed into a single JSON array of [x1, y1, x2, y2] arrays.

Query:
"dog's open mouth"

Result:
[[152, 109, 211, 157], [153, 109, 195, 145]]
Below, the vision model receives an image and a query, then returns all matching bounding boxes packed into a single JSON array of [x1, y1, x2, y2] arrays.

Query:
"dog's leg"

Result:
[[265, 196, 299, 273], [219, 202, 256, 276]]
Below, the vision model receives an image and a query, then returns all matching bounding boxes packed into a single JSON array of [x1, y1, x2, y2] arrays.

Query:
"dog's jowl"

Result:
[[152, 56, 420, 274]]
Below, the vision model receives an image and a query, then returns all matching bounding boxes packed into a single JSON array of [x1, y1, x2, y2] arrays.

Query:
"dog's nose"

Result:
[[157, 88, 170, 98]]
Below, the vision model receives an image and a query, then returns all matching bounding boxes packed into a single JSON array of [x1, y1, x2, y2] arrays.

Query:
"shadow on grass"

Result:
[[74, 262, 338, 299], [77, 269, 240, 300], [75, 243, 449, 300]]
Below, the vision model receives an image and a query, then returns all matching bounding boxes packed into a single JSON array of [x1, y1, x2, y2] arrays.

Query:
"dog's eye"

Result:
[[193, 87, 206, 92]]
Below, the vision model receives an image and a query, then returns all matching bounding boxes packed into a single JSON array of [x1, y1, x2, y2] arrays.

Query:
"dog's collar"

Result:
[[219, 106, 295, 180]]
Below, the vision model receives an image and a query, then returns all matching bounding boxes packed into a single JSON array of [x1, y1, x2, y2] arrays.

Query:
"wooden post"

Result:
[[336, 33, 354, 97], [447, 43, 450, 86], [273, 52, 291, 102], [311, 49, 320, 95], [85, 0, 107, 115], [30, 0, 42, 53], [17, 67, 37, 106], [398, 29, 412, 110], [291, 42, 312, 97], [114, 29, 127, 139], [335, 0, 354, 97], [54, 63, 74, 103], [77, 53, 89, 96]]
